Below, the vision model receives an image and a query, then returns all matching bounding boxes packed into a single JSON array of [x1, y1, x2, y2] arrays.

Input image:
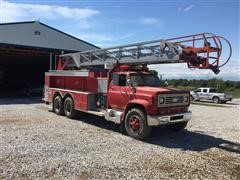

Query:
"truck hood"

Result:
[[135, 86, 188, 95]]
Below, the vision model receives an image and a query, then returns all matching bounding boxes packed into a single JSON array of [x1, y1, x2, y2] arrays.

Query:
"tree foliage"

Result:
[[167, 78, 240, 91], [149, 70, 158, 75]]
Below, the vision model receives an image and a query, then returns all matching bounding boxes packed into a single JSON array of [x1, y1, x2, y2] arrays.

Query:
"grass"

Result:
[[226, 89, 240, 98]]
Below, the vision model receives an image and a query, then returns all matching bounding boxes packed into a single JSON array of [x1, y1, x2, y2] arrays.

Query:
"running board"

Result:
[[104, 109, 122, 124], [84, 110, 105, 117], [82, 109, 122, 124]]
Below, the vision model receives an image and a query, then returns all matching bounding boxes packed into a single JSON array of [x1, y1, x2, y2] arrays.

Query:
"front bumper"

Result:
[[147, 111, 192, 126], [220, 97, 232, 101]]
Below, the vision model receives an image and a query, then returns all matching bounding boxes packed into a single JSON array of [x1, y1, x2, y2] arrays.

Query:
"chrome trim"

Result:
[[46, 70, 89, 77], [157, 93, 189, 107], [49, 88, 92, 95], [104, 109, 122, 124], [97, 78, 108, 93], [147, 111, 191, 126], [43, 85, 49, 101], [80, 110, 105, 117]]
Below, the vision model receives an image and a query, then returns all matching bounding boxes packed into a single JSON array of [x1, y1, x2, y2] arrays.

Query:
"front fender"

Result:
[[127, 99, 151, 109], [119, 99, 151, 122], [123, 99, 151, 119], [191, 92, 199, 99]]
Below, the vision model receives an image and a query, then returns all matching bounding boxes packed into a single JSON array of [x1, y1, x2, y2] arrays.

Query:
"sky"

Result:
[[0, 0, 239, 80]]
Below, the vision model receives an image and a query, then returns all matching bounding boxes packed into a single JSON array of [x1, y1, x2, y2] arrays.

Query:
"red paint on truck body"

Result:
[[44, 69, 189, 117]]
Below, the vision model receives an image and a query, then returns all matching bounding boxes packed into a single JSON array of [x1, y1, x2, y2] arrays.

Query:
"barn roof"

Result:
[[0, 21, 99, 52]]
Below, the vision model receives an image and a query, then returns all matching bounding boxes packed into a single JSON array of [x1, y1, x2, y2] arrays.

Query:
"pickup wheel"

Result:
[[190, 95, 194, 101], [125, 108, 151, 140], [167, 121, 188, 132], [213, 96, 220, 104], [64, 97, 77, 119], [53, 95, 64, 115]]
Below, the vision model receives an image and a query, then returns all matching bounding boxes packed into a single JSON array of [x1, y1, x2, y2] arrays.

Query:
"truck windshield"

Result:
[[130, 74, 162, 87]]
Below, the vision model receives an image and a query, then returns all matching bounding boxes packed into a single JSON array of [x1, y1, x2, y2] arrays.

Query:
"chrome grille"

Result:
[[165, 96, 184, 104], [157, 94, 189, 107]]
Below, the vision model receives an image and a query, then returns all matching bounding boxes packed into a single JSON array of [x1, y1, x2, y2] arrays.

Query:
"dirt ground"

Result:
[[0, 98, 239, 179]]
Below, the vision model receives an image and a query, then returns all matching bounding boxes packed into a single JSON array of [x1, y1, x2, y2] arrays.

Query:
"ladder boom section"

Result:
[[58, 33, 232, 74], [61, 40, 182, 67]]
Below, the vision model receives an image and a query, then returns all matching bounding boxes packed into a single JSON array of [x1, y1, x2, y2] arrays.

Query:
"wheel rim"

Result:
[[65, 101, 71, 115], [129, 116, 140, 131], [54, 99, 60, 111]]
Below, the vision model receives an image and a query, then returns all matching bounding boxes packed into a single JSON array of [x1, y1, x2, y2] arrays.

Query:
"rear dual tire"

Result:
[[63, 97, 77, 119], [53, 95, 76, 119], [53, 96, 64, 115]]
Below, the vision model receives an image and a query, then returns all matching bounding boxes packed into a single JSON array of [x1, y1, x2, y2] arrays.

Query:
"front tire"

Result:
[[125, 108, 151, 140], [190, 95, 194, 102], [167, 121, 188, 132], [213, 96, 220, 104], [53, 95, 64, 115], [64, 97, 77, 119]]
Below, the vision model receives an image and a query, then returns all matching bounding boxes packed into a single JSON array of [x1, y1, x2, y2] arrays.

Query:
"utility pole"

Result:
[[158, 74, 164, 81]]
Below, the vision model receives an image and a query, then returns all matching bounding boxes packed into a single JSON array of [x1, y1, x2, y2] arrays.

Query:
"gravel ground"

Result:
[[0, 98, 239, 179]]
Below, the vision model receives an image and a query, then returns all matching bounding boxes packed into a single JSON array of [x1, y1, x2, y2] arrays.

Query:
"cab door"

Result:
[[201, 88, 209, 99], [108, 73, 131, 110], [194, 88, 201, 99]]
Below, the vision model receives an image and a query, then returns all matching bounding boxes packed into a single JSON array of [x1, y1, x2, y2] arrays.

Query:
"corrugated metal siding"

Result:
[[0, 22, 97, 52]]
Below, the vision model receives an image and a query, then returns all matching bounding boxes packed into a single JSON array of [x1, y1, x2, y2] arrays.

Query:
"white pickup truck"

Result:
[[190, 87, 232, 103]]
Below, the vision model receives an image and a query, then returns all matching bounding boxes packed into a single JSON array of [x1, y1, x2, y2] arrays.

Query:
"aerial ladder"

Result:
[[56, 33, 232, 74]]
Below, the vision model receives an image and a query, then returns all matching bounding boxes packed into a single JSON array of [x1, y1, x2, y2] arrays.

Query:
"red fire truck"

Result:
[[43, 33, 231, 139]]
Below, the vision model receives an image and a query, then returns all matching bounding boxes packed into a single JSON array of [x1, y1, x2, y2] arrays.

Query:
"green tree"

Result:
[[215, 79, 226, 92], [149, 70, 158, 75]]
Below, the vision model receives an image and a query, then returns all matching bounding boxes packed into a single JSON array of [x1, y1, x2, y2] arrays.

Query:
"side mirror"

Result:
[[127, 79, 133, 87], [127, 79, 136, 94], [163, 81, 168, 87]]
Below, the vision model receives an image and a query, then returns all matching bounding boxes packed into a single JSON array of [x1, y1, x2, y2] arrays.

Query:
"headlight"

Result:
[[158, 96, 165, 104], [183, 96, 189, 102]]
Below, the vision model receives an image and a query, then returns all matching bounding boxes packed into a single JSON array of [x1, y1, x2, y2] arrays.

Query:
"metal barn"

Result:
[[0, 21, 98, 96]]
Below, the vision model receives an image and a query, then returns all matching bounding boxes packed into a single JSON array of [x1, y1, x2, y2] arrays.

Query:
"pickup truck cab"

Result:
[[190, 87, 232, 103]]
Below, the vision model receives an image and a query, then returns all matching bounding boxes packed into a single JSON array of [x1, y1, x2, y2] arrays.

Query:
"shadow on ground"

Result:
[[72, 113, 240, 154], [149, 128, 240, 153]]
